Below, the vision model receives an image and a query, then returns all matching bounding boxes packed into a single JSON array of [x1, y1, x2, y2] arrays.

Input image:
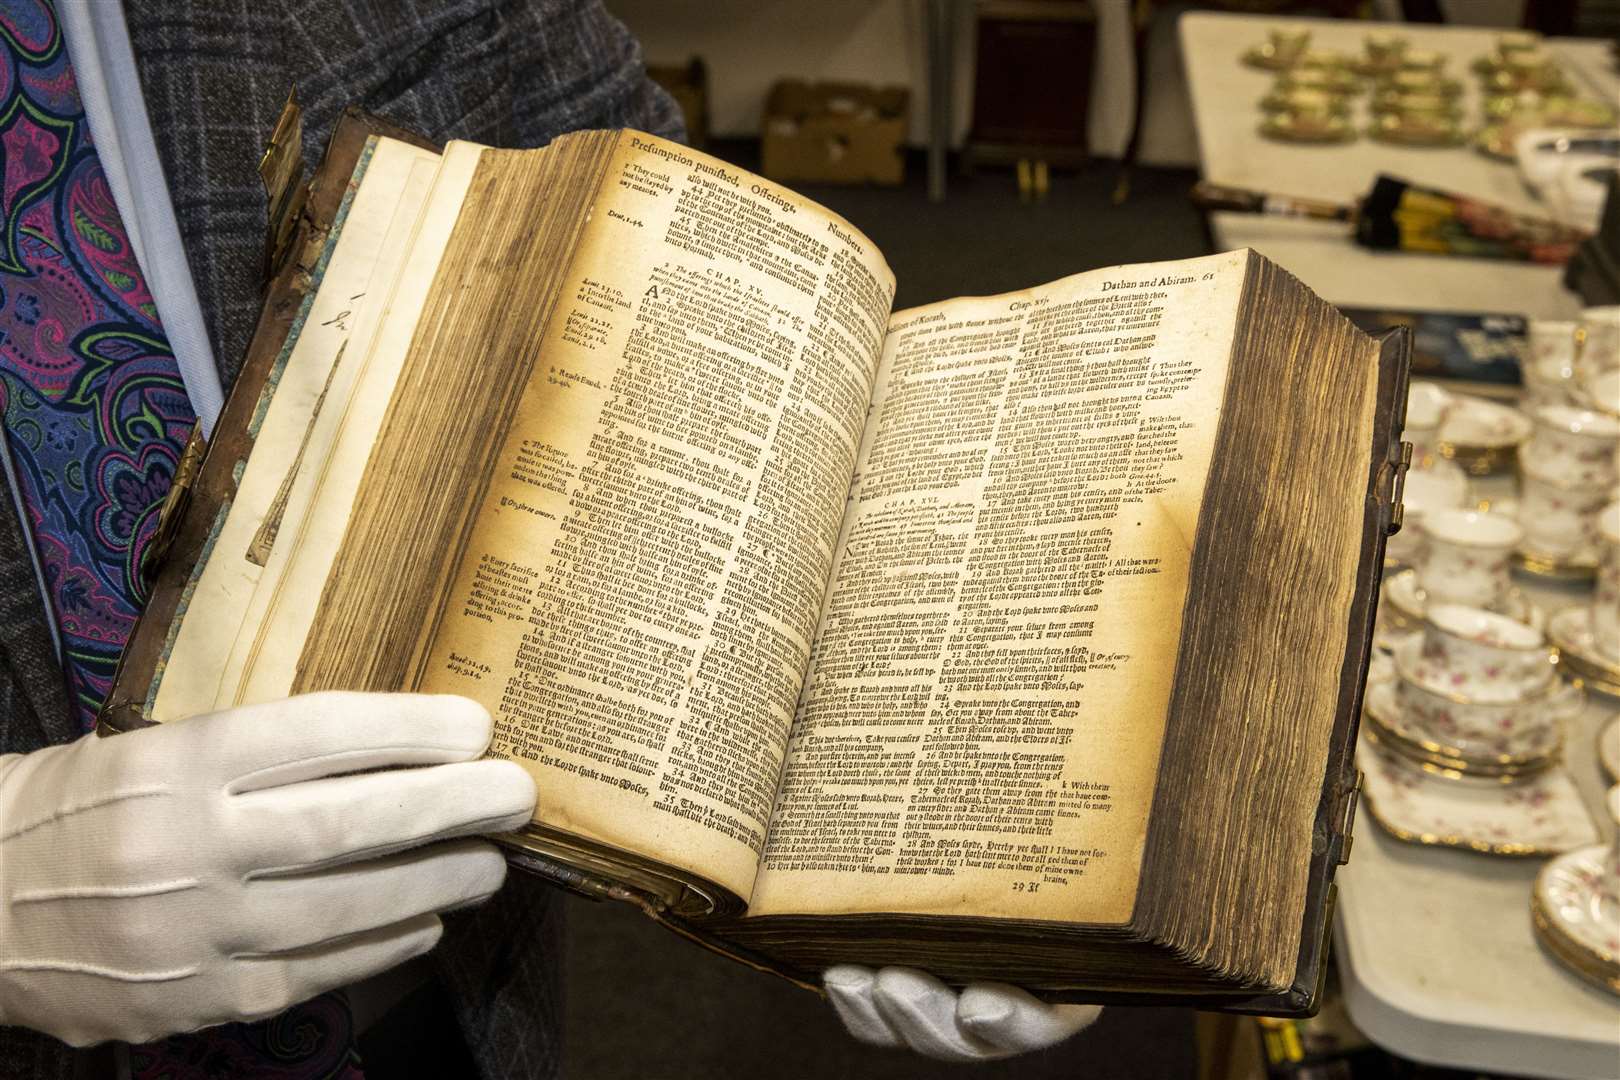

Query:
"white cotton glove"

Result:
[[0, 691, 536, 1047], [825, 965, 1101, 1062]]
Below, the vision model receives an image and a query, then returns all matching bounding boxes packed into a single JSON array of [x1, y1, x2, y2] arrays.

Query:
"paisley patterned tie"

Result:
[[0, 2, 363, 1075], [0, 0, 191, 730]]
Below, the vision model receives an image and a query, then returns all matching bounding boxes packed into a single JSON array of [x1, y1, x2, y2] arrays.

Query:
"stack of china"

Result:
[[1549, 500, 1620, 695], [1260, 53, 1361, 144], [1533, 785, 1620, 996], [1404, 382, 1451, 467], [1369, 52, 1463, 147], [1515, 404, 1620, 575], [1370, 604, 1576, 776]]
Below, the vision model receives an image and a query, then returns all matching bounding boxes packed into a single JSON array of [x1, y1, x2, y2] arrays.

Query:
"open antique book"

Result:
[[103, 108, 1410, 1014]]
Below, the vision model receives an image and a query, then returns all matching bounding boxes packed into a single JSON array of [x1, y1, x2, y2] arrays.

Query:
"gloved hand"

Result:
[[825, 965, 1101, 1061], [0, 692, 535, 1047]]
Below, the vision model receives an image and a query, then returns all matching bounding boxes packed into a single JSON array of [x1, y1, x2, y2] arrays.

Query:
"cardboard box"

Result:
[[648, 58, 708, 150], [762, 80, 909, 186]]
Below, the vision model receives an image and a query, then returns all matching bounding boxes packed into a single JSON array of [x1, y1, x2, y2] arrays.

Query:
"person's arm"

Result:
[[826, 966, 1101, 1061], [0, 692, 534, 1047]]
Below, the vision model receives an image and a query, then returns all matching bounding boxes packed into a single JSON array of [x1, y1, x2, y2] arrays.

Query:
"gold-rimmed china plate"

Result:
[[1243, 43, 1306, 72], [1259, 113, 1355, 144], [1435, 397, 1533, 473], [1378, 568, 1543, 633], [1514, 546, 1599, 583], [1549, 607, 1620, 698], [1600, 717, 1620, 782], [1362, 682, 1563, 778], [1474, 123, 1519, 161], [1533, 849, 1620, 996], [1356, 738, 1598, 856], [1368, 113, 1466, 147]]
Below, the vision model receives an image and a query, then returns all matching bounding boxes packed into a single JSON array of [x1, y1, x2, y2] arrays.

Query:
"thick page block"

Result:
[[98, 107, 439, 735]]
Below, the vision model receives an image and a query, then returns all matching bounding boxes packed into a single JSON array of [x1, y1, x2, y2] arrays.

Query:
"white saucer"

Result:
[[1533, 845, 1620, 995], [1356, 738, 1598, 855], [1241, 44, 1302, 71], [1439, 395, 1533, 446], [1514, 542, 1600, 583], [1599, 718, 1620, 783], [1379, 568, 1543, 633], [1365, 672, 1564, 771], [1435, 397, 1533, 475], [1549, 606, 1620, 698]]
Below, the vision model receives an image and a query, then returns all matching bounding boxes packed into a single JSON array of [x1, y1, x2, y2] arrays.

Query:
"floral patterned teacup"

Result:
[[1525, 319, 1580, 408], [1595, 502, 1620, 659], [1395, 641, 1579, 760], [1520, 406, 1620, 488], [1251, 27, 1311, 68], [1496, 31, 1541, 59], [1516, 465, 1611, 560], [1364, 32, 1408, 67], [1413, 508, 1523, 607], [1414, 604, 1555, 701], [1577, 306, 1620, 378]]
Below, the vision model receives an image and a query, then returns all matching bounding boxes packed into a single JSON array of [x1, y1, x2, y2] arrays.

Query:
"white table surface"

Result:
[[1210, 212, 1586, 319], [1180, 12, 1617, 319], [1180, 12, 1619, 213], [1336, 541, 1620, 1079]]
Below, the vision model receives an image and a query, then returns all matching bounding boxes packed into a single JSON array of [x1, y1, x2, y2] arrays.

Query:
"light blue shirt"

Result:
[[57, 0, 224, 435]]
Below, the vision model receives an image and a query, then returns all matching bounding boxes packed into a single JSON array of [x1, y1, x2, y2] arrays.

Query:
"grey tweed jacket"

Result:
[[1, 1, 682, 1075]]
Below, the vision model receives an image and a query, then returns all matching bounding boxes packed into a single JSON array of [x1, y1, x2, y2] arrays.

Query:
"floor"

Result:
[[560, 147, 1211, 1080], [789, 151, 1211, 314], [561, 893, 1199, 1079]]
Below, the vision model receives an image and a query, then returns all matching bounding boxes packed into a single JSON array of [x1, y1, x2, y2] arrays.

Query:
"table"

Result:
[[1334, 509, 1620, 1078], [1179, 12, 1618, 320]]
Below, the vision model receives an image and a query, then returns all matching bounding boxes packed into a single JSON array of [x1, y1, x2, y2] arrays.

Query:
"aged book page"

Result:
[[748, 250, 1250, 921], [415, 133, 895, 900], [220, 140, 448, 709], [224, 140, 470, 708], [151, 137, 444, 721]]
